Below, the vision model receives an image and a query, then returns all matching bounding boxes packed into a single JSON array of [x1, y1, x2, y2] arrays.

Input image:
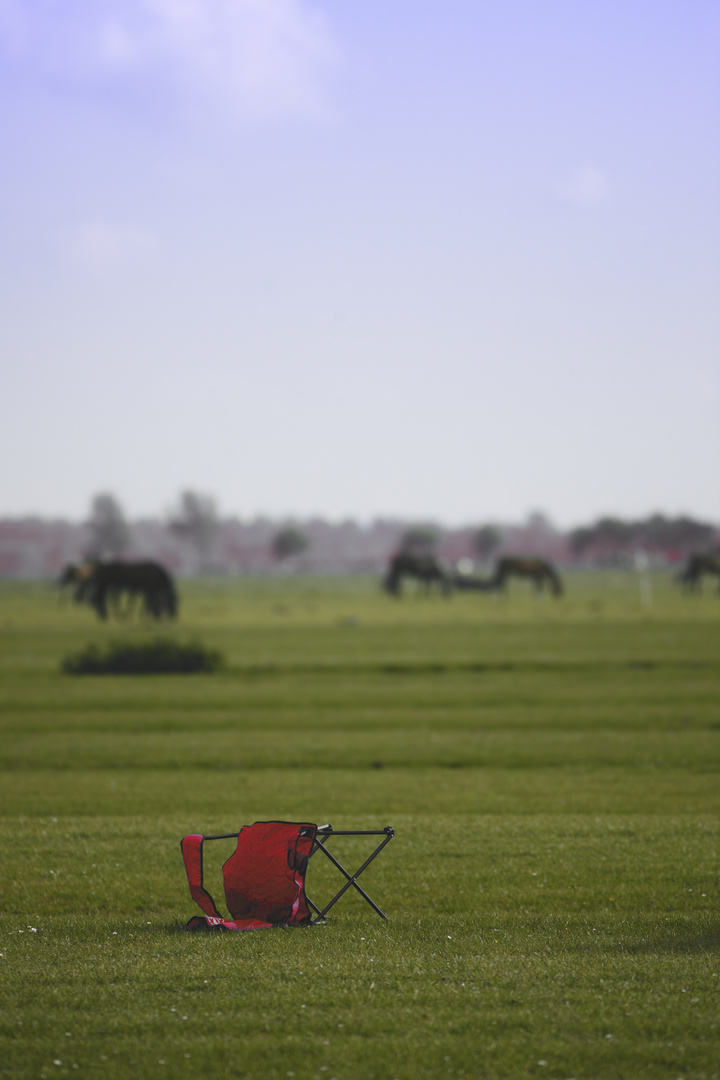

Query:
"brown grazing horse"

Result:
[[383, 552, 453, 597], [491, 557, 563, 596], [678, 553, 720, 593]]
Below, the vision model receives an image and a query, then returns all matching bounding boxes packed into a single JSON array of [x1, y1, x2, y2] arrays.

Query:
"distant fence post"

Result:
[[633, 550, 652, 607]]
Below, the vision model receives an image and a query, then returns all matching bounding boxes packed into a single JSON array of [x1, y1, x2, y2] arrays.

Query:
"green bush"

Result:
[[62, 637, 223, 675]]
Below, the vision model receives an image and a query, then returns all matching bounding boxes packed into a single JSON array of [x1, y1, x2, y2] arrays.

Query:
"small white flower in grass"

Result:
[[53, 1061, 62, 1066], [538, 1061, 547, 1066], [605, 1033, 613, 1039], [113, 932, 118, 936], [29, 927, 38, 932], [182, 1016, 188, 1020], [447, 935, 452, 939], [158, 1060, 165, 1065], [323, 1040, 330, 1045]]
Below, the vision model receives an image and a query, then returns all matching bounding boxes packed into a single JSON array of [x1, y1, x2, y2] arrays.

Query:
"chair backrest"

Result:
[[223, 821, 316, 924], [181, 821, 317, 930]]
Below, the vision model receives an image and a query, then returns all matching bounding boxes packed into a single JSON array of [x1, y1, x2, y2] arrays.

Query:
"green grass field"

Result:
[[1, 571, 719, 1080]]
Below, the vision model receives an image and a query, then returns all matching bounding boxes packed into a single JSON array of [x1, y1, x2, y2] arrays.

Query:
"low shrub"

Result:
[[62, 638, 223, 675]]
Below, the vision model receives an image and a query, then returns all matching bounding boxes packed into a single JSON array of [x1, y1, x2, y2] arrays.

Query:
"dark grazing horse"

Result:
[[383, 552, 453, 597], [491, 556, 563, 597], [59, 560, 177, 620], [59, 561, 131, 616], [677, 553, 720, 593]]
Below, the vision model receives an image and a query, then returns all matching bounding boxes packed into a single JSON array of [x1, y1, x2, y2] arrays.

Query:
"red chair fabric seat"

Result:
[[181, 821, 316, 932]]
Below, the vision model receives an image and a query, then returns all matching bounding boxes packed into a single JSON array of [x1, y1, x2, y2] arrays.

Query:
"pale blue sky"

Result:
[[1, 1, 718, 525]]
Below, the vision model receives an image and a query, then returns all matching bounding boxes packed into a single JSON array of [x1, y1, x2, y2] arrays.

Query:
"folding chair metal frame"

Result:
[[305, 824, 394, 923]]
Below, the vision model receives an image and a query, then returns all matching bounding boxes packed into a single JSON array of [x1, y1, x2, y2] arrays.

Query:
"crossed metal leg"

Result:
[[305, 825, 395, 923]]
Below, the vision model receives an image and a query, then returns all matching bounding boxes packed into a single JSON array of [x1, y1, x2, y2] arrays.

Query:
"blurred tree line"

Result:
[[81, 499, 720, 569], [570, 514, 716, 559], [4, 494, 716, 580]]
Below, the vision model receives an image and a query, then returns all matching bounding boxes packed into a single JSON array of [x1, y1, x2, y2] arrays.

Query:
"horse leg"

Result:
[[92, 584, 108, 620], [110, 587, 127, 620], [119, 589, 138, 620], [439, 572, 453, 597], [137, 587, 152, 620], [145, 587, 163, 620], [383, 572, 401, 597]]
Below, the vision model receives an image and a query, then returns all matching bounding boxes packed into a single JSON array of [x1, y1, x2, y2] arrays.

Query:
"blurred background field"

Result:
[[1, 574, 719, 1079]]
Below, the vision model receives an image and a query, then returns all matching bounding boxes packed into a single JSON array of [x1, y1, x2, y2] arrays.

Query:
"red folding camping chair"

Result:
[[181, 821, 394, 932]]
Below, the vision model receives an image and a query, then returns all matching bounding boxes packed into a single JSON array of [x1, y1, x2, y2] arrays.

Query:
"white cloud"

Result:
[[99, 20, 140, 67], [145, 0, 336, 120], [561, 165, 609, 206], [1, 0, 336, 121], [65, 220, 158, 272]]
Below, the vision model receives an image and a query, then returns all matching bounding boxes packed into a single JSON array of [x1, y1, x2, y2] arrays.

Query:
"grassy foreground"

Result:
[[1, 572, 719, 1079]]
